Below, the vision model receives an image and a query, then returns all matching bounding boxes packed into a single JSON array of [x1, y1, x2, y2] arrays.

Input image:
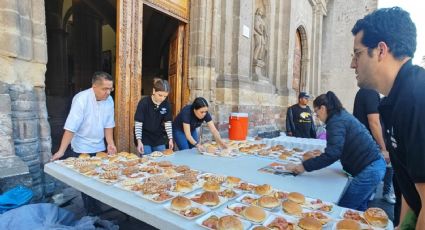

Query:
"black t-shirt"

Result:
[[379, 60, 425, 217], [134, 96, 172, 146], [353, 88, 380, 133], [287, 104, 315, 138], [173, 105, 212, 132]]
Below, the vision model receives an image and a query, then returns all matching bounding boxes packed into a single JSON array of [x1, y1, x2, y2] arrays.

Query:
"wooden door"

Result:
[[168, 24, 184, 117]]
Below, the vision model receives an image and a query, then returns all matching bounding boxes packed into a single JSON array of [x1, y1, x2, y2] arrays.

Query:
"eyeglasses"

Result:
[[101, 87, 114, 93], [351, 47, 368, 62]]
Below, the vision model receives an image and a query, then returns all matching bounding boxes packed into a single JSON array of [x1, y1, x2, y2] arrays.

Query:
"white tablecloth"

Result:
[[45, 149, 350, 230]]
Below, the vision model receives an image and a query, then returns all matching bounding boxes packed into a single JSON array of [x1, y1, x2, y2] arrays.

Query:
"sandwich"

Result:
[[336, 219, 361, 230], [364, 207, 388, 228], [95, 152, 108, 159], [170, 196, 191, 211], [175, 180, 193, 192], [297, 217, 322, 230], [162, 149, 174, 155], [199, 191, 220, 206], [203, 181, 221, 192], [217, 215, 243, 230], [78, 153, 91, 159], [257, 195, 280, 209], [242, 205, 266, 223], [226, 176, 241, 186], [288, 192, 305, 204], [254, 184, 272, 195], [282, 200, 302, 216]]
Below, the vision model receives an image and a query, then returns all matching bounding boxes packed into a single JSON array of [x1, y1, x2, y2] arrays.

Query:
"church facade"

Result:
[[0, 0, 376, 199]]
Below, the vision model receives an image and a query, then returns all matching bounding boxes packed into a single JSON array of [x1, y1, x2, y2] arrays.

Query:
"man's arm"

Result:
[[415, 183, 425, 229], [51, 130, 74, 160], [367, 113, 390, 162], [105, 127, 116, 154]]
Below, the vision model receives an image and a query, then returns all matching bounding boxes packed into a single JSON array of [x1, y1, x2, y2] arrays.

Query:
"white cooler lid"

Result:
[[230, 112, 248, 117]]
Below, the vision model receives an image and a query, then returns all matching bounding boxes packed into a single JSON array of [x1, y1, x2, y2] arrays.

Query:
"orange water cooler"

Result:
[[229, 113, 249, 140]]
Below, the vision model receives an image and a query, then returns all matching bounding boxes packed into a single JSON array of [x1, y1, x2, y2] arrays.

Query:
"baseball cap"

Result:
[[298, 92, 310, 99]]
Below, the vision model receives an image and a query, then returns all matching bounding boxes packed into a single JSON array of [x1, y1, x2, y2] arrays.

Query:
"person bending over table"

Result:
[[286, 91, 386, 211], [173, 97, 227, 151], [134, 78, 173, 155]]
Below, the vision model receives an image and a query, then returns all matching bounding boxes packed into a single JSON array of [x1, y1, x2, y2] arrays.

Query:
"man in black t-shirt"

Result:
[[285, 92, 316, 138], [352, 7, 425, 228]]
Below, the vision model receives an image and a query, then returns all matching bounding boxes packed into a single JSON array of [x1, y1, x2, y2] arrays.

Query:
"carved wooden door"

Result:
[[168, 24, 184, 118]]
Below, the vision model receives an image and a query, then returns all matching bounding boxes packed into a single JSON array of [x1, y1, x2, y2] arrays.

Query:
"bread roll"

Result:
[[175, 180, 193, 192], [200, 191, 220, 206], [170, 196, 191, 211], [242, 205, 266, 223], [217, 215, 243, 230], [257, 196, 280, 208], [226, 176, 241, 185], [203, 181, 221, 192], [298, 217, 322, 230], [364, 207, 388, 228], [78, 153, 91, 159], [336, 219, 361, 230], [254, 184, 272, 195], [288, 192, 305, 204], [282, 200, 302, 216]]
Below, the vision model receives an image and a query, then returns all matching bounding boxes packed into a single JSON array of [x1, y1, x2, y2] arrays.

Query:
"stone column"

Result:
[[0, 84, 15, 157]]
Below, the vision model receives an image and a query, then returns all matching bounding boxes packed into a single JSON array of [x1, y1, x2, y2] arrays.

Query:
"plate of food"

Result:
[[225, 203, 269, 224], [302, 197, 334, 213], [237, 194, 281, 212], [301, 211, 332, 226], [340, 207, 390, 229], [164, 196, 211, 219], [234, 182, 258, 192], [187, 191, 228, 209], [196, 211, 251, 230], [262, 213, 298, 230], [218, 188, 243, 200]]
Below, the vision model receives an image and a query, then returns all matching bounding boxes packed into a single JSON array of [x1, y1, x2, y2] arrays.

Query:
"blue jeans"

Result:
[[143, 144, 166, 154], [338, 157, 386, 211], [173, 128, 198, 150]]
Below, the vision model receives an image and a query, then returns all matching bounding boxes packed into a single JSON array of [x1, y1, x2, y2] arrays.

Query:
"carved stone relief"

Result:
[[252, 1, 269, 80]]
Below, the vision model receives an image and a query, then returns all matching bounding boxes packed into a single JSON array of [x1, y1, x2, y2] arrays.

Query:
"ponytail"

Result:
[[313, 91, 344, 121], [153, 78, 170, 92]]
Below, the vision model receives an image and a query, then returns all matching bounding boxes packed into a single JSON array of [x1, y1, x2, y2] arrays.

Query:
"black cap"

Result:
[[298, 92, 310, 99]]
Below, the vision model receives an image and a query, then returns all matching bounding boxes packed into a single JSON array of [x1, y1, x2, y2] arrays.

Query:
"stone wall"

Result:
[[189, 0, 327, 135], [0, 0, 53, 200], [321, 0, 378, 112]]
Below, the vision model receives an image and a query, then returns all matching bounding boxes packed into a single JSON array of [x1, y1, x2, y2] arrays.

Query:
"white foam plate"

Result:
[[225, 202, 270, 225], [164, 201, 211, 220], [262, 213, 298, 229], [302, 197, 334, 213], [196, 211, 252, 230]]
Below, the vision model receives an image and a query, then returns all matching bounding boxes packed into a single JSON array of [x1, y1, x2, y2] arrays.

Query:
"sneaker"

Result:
[[383, 193, 396, 204]]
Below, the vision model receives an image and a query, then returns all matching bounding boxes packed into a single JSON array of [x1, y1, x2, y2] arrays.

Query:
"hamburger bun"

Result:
[[282, 200, 302, 216], [288, 192, 305, 204], [126, 153, 139, 159], [217, 215, 243, 230], [298, 217, 322, 230], [118, 152, 130, 157], [109, 155, 120, 162], [252, 226, 269, 230], [254, 184, 272, 195], [96, 152, 108, 159], [226, 176, 241, 185], [162, 149, 174, 155], [78, 153, 91, 159], [242, 205, 266, 223], [203, 181, 221, 192], [364, 207, 388, 228], [336, 219, 361, 230], [175, 180, 193, 192], [170, 196, 191, 211], [257, 195, 280, 208], [200, 191, 220, 206]]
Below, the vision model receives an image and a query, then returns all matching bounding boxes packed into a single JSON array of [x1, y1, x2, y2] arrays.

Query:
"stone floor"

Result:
[[58, 181, 395, 230]]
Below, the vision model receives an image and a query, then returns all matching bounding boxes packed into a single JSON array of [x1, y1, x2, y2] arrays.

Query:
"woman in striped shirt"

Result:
[[134, 78, 173, 154]]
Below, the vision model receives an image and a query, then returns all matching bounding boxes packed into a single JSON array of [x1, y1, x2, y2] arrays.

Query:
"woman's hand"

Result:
[[196, 143, 205, 152], [137, 140, 144, 154], [219, 141, 228, 149], [285, 163, 305, 175], [168, 139, 174, 150]]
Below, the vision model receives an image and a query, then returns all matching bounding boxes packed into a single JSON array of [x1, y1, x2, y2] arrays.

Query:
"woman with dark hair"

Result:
[[173, 97, 227, 150], [134, 78, 173, 154], [286, 91, 386, 211]]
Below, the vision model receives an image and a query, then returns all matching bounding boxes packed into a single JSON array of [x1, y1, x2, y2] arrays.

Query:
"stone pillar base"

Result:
[[0, 156, 32, 193]]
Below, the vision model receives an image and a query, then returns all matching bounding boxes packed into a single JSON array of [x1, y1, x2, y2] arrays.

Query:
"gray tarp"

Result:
[[0, 203, 119, 230]]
